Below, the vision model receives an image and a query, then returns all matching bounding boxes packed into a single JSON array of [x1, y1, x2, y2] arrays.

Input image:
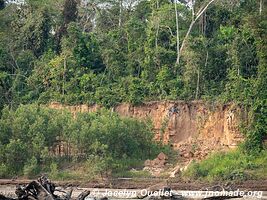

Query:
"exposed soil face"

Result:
[[114, 101, 244, 149], [49, 101, 244, 162], [47, 101, 250, 178]]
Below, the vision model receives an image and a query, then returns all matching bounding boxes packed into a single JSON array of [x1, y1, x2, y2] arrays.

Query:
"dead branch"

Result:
[[0, 176, 90, 200]]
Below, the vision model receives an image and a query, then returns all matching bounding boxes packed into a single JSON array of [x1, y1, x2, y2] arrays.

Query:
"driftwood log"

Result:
[[0, 176, 90, 200]]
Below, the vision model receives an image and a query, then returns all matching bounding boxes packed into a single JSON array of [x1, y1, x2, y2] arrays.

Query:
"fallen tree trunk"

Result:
[[0, 176, 90, 200]]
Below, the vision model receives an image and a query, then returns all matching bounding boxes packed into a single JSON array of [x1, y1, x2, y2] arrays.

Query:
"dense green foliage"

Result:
[[0, 1, 265, 104], [182, 149, 267, 181], [0, 104, 162, 178], [0, 0, 266, 179]]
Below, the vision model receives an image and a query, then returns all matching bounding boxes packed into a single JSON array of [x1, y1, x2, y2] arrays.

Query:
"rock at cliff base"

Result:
[[143, 153, 169, 176], [157, 152, 168, 160]]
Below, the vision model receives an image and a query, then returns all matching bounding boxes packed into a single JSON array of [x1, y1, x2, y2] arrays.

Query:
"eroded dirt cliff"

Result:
[[48, 101, 245, 176], [115, 101, 245, 175], [49, 101, 244, 152]]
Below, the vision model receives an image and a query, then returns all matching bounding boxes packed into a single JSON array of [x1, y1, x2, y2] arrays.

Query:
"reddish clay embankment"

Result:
[[49, 101, 244, 162]]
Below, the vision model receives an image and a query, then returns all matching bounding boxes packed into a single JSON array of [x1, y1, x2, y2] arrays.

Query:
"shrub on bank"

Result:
[[182, 149, 267, 181], [0, 104, 165, 178]]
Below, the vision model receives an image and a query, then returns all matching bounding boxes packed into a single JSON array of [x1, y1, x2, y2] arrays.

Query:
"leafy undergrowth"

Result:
[[182, 149, 267, 182], [0, 105, 172, 179]]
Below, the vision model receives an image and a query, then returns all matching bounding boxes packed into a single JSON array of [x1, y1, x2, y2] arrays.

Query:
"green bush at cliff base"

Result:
[[0, 104, 169, 179], [182, 149, 267, 182]]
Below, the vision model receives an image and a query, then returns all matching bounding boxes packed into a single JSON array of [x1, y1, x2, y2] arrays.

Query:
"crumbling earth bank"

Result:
[[49, 101, 244, 151], [49, 101, 245, 177]]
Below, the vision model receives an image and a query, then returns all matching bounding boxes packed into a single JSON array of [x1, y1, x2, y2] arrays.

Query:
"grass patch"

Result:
[[182, 149, 267, 182], [48, 158, 152, 181]]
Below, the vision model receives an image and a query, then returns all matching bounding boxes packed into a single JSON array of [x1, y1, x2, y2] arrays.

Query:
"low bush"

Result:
[[0, 104, 168, 178], [182, 149, 267, 181]]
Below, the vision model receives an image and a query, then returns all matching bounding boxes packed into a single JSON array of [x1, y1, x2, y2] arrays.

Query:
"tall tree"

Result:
[[174, 1, 180, 65], [0, 0, 5, 10], [179, 0, 215, 58], [55, 0, 78, 52]]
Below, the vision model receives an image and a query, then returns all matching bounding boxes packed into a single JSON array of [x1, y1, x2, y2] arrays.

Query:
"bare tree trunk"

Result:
[[260, 0, 263, 15], [205, 51, 209, 68], [119, 0, 123, 27], [191, 0, 195, 22], [199, 15, 202, 34], [179, 22, 194, 55], [175, 1, 180, 65], [196, 67, 200, 99], [199, 13, 205, 35], [179, 0, 216, 56], [155, 0, 160, 50], [82, 14, 90, 32], [203, 11, 207, 36], [156, 21, 159, 49], [63, 56, 66, 98], [196, 51, 208, 99]]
